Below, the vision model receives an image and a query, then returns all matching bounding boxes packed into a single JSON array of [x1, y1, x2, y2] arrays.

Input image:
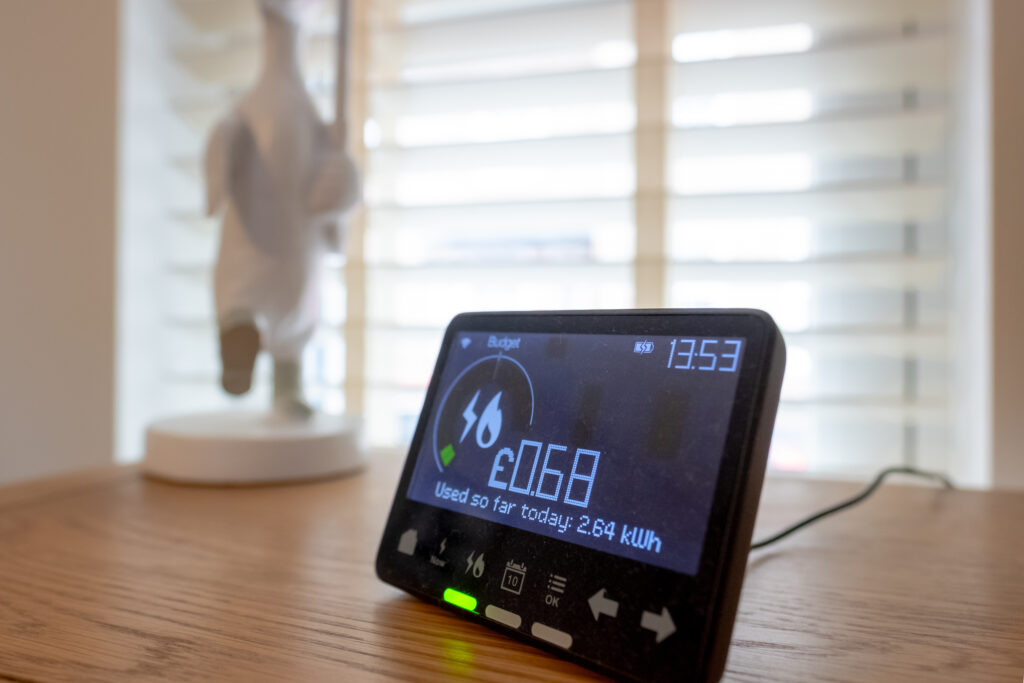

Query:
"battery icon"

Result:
[[633, 340, 654, 354]]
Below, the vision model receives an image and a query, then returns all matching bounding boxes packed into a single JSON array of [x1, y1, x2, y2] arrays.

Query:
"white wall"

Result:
[[989, 0, 1024, 489], [949, 0, 993, 489], [0, 1, 118, 484]]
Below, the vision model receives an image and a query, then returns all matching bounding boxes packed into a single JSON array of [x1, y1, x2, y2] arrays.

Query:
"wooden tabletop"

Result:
[[0, 455, 1022, 682]]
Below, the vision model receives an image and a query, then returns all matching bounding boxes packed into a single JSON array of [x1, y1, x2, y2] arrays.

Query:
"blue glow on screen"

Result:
[[406, 332, 745, 575]]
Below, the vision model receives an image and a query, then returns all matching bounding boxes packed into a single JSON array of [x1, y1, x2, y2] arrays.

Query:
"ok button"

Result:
[[545, 573, 567, 608]]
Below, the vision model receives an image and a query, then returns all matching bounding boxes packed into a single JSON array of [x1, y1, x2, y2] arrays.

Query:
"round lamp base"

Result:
[[143, 411, 366, 485]]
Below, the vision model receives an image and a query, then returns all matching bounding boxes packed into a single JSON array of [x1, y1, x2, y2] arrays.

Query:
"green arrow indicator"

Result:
[[441, 443, 456, 467]]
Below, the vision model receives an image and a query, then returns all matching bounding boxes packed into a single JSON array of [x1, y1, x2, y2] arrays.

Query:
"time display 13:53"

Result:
[[667, 338, 743, 373]]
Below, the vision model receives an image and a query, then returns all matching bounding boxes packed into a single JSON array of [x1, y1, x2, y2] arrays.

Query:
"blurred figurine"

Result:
[[204, 0, 359, 417]]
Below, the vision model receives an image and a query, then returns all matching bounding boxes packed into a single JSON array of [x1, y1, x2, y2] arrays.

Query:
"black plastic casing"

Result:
[[375, 310, 786, 682]]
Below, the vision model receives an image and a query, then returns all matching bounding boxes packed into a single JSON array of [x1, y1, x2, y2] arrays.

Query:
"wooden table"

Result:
[[1, 455, 1022, 682]]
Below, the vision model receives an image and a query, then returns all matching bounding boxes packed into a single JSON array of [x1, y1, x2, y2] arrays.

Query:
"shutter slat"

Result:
[[670, 185, 942, 223], [672, 33, 947, 95], [672, 0, 947, 34], [671, 109, 945, 157]]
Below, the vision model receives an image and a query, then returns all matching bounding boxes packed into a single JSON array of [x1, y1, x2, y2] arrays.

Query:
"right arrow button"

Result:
[[587, 588, 619, 621], [640, 607, 676, 643]]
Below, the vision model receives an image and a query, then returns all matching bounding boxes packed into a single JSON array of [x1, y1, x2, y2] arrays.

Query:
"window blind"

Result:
[[361, 0, 637, 446], [121, 0, 956, 478], [664, 0, 951, 475]]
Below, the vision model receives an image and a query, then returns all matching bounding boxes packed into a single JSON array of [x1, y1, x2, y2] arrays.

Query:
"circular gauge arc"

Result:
[[431, 354, 535, 473]]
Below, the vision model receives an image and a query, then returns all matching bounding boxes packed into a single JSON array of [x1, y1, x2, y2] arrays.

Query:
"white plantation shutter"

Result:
[[663, 0, 953, 475], [120, 0, 958, 478], [360, 0, 637, 446]]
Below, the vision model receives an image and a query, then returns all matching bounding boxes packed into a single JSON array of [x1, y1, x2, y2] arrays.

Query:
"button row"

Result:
[[482, 598, 674, 651], [483, 605, 572, 649], [589, 588, 676, 643], [398, 529, 675, 646]]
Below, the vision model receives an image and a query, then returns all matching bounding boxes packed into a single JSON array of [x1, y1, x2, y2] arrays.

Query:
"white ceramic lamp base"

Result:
[[143, 411, 366, 485]]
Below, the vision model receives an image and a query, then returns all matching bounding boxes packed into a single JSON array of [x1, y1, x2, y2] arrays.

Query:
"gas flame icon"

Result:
[[459, 390, 503, 449], [476, 392, 502, 448]]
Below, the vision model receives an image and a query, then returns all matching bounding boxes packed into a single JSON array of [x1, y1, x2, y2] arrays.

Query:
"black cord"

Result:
[[750, 466, 955, 550]]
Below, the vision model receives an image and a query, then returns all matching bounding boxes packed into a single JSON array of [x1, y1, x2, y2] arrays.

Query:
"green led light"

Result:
[[443, 588, 477, 612]]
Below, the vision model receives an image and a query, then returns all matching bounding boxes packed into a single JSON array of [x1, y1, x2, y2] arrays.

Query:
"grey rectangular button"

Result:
[[530, 622, 573, 649], [485, 604, 522, 629]]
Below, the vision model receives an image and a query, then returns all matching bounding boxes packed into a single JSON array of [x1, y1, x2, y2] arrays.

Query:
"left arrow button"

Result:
[[588, 588, 619, 621]]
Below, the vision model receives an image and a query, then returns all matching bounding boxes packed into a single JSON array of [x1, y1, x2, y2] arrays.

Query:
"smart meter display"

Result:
[[376, 310, 785, 682], [404, 331, 745, 575]]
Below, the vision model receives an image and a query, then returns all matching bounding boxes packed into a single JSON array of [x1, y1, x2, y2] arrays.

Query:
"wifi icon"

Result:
[[460, 337, 471, 349]]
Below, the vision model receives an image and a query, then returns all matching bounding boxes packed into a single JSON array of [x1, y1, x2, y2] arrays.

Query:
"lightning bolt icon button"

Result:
[[460, 390, 480, 443]]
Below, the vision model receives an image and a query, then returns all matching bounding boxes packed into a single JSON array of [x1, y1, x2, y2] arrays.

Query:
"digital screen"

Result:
[[405, 331, 746, 575]]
